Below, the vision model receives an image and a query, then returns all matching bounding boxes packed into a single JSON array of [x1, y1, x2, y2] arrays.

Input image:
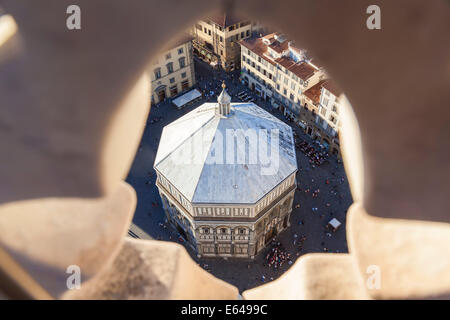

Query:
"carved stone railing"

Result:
[[0, 0, 449, 300]]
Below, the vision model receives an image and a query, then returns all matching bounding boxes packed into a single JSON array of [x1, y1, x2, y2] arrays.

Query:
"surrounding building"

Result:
[[239, 33, 343, 156], [191, 13, 265, 71], [149, 35, 196, 105], [154, 84, 298, 258], [304, 80, 342, 156]]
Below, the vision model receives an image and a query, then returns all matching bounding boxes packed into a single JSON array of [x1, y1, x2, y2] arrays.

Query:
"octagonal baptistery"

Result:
[[154, 84, 297, 258]]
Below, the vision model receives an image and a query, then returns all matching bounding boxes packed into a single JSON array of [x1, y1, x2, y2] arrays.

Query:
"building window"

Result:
[[220, 36, 223, 42], [181, 80, 189, 91], [170, 85, 178, 96], [218, 245, 231, 254], [235, 245, 248, 254], [204, 228, 209, 234], [179, 57, 186, 68], [246, 30, 250, 37], [154, 68, 161, 80], [241, 31, 245, 38], [323, 98, 329, 106], [203, 245, 215, 253], [330, 115, 337, 124], [332, 105, 338, 113], [239, 228, 245, 234], [204, 27, 207, 33], [220, 228, 227, 234], [166, 62, 173, 74], [169, 77, 175, 84], [166, 53, 171, 60], [178, 47, 184, 55], [181, 72, 187, 78], [229, 25, 235, 31]]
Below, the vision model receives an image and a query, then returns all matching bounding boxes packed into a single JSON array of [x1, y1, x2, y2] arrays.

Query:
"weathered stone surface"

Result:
[[347, 203, 450, 299], [63, 238, 239, 300], [1, 0, 449, 300], [0, 0, 220, 204], [243, 253, 369, 300], [0, 182, 136, 297]]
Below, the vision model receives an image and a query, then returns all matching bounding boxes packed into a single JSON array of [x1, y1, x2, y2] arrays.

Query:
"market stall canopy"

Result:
[[328, 218, 342, 231], [172, 89, 202, 109]]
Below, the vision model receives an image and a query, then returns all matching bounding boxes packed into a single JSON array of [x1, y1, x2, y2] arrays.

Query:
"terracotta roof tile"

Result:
[[268, 40, 289, 54], [239, 38, 277, 66], [303, 80, 327, 105], [275, 57, 316, 80], [322, 80, 343, 97]]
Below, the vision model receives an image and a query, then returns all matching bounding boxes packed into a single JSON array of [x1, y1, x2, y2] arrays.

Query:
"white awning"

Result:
[[172, 89, 202, 108], [210, 61, 218, 67], [328, 218, 341, 230]]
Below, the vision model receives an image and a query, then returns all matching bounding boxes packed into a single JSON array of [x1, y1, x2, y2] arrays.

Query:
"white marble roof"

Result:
[[154, 102, 297, 204]]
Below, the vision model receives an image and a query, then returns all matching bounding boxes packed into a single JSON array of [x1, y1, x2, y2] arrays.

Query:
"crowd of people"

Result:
[[148, 115, 163, 124], [265, 242, 292, 269], [296, 139, 329, 166]]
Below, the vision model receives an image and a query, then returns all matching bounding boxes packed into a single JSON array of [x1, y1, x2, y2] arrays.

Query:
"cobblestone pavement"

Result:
[[126, 57, 353, 293]]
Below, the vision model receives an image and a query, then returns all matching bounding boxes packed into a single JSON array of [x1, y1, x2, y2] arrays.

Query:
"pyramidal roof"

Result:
[[218, 82, 231, 105], [154, 102, 297, 204]]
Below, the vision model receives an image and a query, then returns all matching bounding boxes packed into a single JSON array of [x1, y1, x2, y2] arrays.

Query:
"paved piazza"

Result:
[[126, 58, 353, 292]]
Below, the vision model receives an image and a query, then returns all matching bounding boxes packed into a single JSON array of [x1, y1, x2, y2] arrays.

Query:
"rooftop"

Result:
[[154, 101, 297, 205], [303, 80, 328, 104], [240, 35, 318, 80], [239, 37, 277, 66], [207, 12, 247, 28], [322, 80, 343, 97], [275, 57, 316, 81]]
